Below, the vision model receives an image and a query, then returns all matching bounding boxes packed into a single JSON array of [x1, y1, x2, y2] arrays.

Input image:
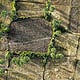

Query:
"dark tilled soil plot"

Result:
[[8, 18, 52, 52]]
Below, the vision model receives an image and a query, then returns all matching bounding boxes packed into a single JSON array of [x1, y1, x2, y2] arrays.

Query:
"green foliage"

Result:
[[21, 51, 32, 58], [53, 30, 61, 37], [47, 42, 54, 54], [50, 53, 64, 60], [20, 56, 30, 64], [0, 68, 5, 75], [11, 9, 17, 20], [51, 48, 56, 53], [0, 23, 9, 33], [3, 0, 64, 67], [52, 20, 61, 27], [0, 0, 16, 39], [42, 58, 47, 66], [0, 10, 7, 18], [6, 50, 64, 66], [9, 51, 48, 66], [0, 23, 9, 38], [50, 53, 56, 59], [0, 59, 4, 64], [12, 57, 20, 66], [47, 15, 64, 60], [20, 52, 30, 65], [51, 20, 62, 31], [11, 51, 31, 66], [0, 10, 9, 39], [56, 53, 64, 59], [10, 0, 17, 20], [5, 51, 13, 59], [44, 0, 55, 21]]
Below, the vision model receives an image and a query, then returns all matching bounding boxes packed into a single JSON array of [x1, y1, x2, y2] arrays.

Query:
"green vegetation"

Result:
[[0, 10, 7, 18], [0, 0, 16, 39], [48, 19, 64, 60], [44, 0, 64, 60], [5, 51, 13, 60], [10, 0, 17, 20], [5, 47, 64, 67], [0, 68, 5, 75], [44, 0, 55, 21], [0, 59, 4, 64], [0, 59, 5, 75], [5, 51, 48, 66], [12, 56, 30, 66], [0, 0, 65, 74], [3, 0, 64, 67], [12, 51, 31, 66], [0, 24, 9, 38], [0, 10, 9, 38], [0, 23, 9, 32], [0, 0, 17, 75]]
